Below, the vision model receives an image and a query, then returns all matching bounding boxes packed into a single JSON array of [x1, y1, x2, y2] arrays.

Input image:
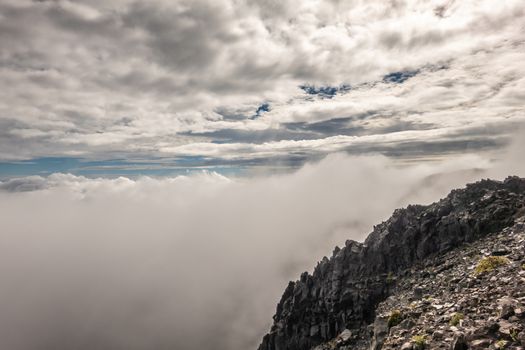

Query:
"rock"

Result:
[[400, 342, 413, 350], [517, 331, 525, 344], [432, 330, 444, 340], [492, 245, 511, 256], [433, 304, 445, 310], [498, 297, 516, 319], [470, 339, 492, 349], [399, 318, 416, 330], [497, 319, 515, 335], [310, 325, 320, 337], [451, 333, 468, 350], [472, 321, 500, 337], [338, 329, 352, 342], [313, 345, 328, 350], [413, 287, 423, 300], [370, 317, 389, 350], [258, 177, 525, 350]]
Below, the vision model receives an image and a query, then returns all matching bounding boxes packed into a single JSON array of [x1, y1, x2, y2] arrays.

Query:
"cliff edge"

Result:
[[258, 176, 525, 350]]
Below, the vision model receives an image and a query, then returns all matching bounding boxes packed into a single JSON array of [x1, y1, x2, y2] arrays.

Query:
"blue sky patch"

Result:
[[299, 84, 351, 98], [254, 102, 270, 118], [0, 157, 245, 179], [383, 70, 419, 84]]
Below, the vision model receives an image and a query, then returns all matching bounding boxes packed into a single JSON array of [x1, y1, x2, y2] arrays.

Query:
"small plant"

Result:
[[521, 263, 525, 270], [449, 312, 464, 326], [510, 328, 519, 342], [388, 309, 403, 328], [496, 339, 508, 349], [412, 334, 426, 349], [474, 256, 510, 274], [386, 271, 395, 284]]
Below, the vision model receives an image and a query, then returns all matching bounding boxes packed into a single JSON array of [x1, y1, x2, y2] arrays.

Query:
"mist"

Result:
[[0, 139, 524, 350]]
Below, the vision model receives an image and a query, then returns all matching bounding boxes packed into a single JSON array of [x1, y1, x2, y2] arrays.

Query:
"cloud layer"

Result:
[[1, 140, 524, 349], [0, 0, 524, 168]]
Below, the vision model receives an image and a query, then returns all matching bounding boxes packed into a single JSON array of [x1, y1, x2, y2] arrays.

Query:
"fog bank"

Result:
[[0, 144, 524, 349]]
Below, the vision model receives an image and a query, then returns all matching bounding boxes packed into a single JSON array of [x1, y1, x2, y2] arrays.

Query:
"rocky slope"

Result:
[[258, 176, 525, 350]]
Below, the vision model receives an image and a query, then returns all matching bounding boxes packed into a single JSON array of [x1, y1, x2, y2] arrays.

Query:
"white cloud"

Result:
[[0, 141, 524, 349], [0, 0, 524, 163], [159, 125, 509, 161]]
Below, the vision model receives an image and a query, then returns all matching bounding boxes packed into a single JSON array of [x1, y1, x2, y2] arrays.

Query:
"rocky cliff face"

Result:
[[258, 177, 525, 350]]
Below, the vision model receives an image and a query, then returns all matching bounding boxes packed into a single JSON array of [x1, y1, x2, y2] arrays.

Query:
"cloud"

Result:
[[489, 126, 525, 179], [1, 137, 524, 349], [0, 1, 524, 347], [121, 1, 234, 71], [159, 124, 511, 161], [0, 175, 48, 192], [0, 0, 524, 165]]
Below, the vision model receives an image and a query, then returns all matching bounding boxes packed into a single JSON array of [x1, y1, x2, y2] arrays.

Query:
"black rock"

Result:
[[450, 333, 468, 350], [258, 177, 525, 350], [491, 244, 511, 256]]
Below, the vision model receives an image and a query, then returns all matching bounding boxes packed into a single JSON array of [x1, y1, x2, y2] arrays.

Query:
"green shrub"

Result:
[[449, 312, 464, 326], [474, 256, 509, 274], [412, 335, 426, 349], [388, 309, 402, 328]]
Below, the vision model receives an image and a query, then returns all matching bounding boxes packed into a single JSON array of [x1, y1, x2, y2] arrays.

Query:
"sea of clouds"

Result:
[[0, 132, 523, 350]]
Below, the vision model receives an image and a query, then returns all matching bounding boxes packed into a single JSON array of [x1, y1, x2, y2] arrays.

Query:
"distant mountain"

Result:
[[258, 177, 525, 350]]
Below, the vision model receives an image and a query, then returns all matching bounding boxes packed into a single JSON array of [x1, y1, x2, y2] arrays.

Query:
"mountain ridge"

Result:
[[258, 176, 525, 350]]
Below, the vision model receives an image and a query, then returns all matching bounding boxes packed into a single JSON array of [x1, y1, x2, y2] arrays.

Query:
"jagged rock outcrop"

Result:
[[258, 176, 525, 350], [373, 218, 525, 350]]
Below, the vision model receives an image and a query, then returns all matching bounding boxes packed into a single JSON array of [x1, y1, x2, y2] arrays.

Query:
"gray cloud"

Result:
[[0, 0, 524, 167], [121, 1, 228, 71], [0, 175, 48, 192]]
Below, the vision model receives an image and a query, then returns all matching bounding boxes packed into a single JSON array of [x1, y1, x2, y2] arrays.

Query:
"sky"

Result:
[[0, 0, 524, 177], [1, 1, 525, 350]]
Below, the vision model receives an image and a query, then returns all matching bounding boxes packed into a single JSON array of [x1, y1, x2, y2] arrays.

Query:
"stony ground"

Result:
[[261, 178, 525, 350], [372, 216, 525, 350], [313, 215, 525, 350]]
